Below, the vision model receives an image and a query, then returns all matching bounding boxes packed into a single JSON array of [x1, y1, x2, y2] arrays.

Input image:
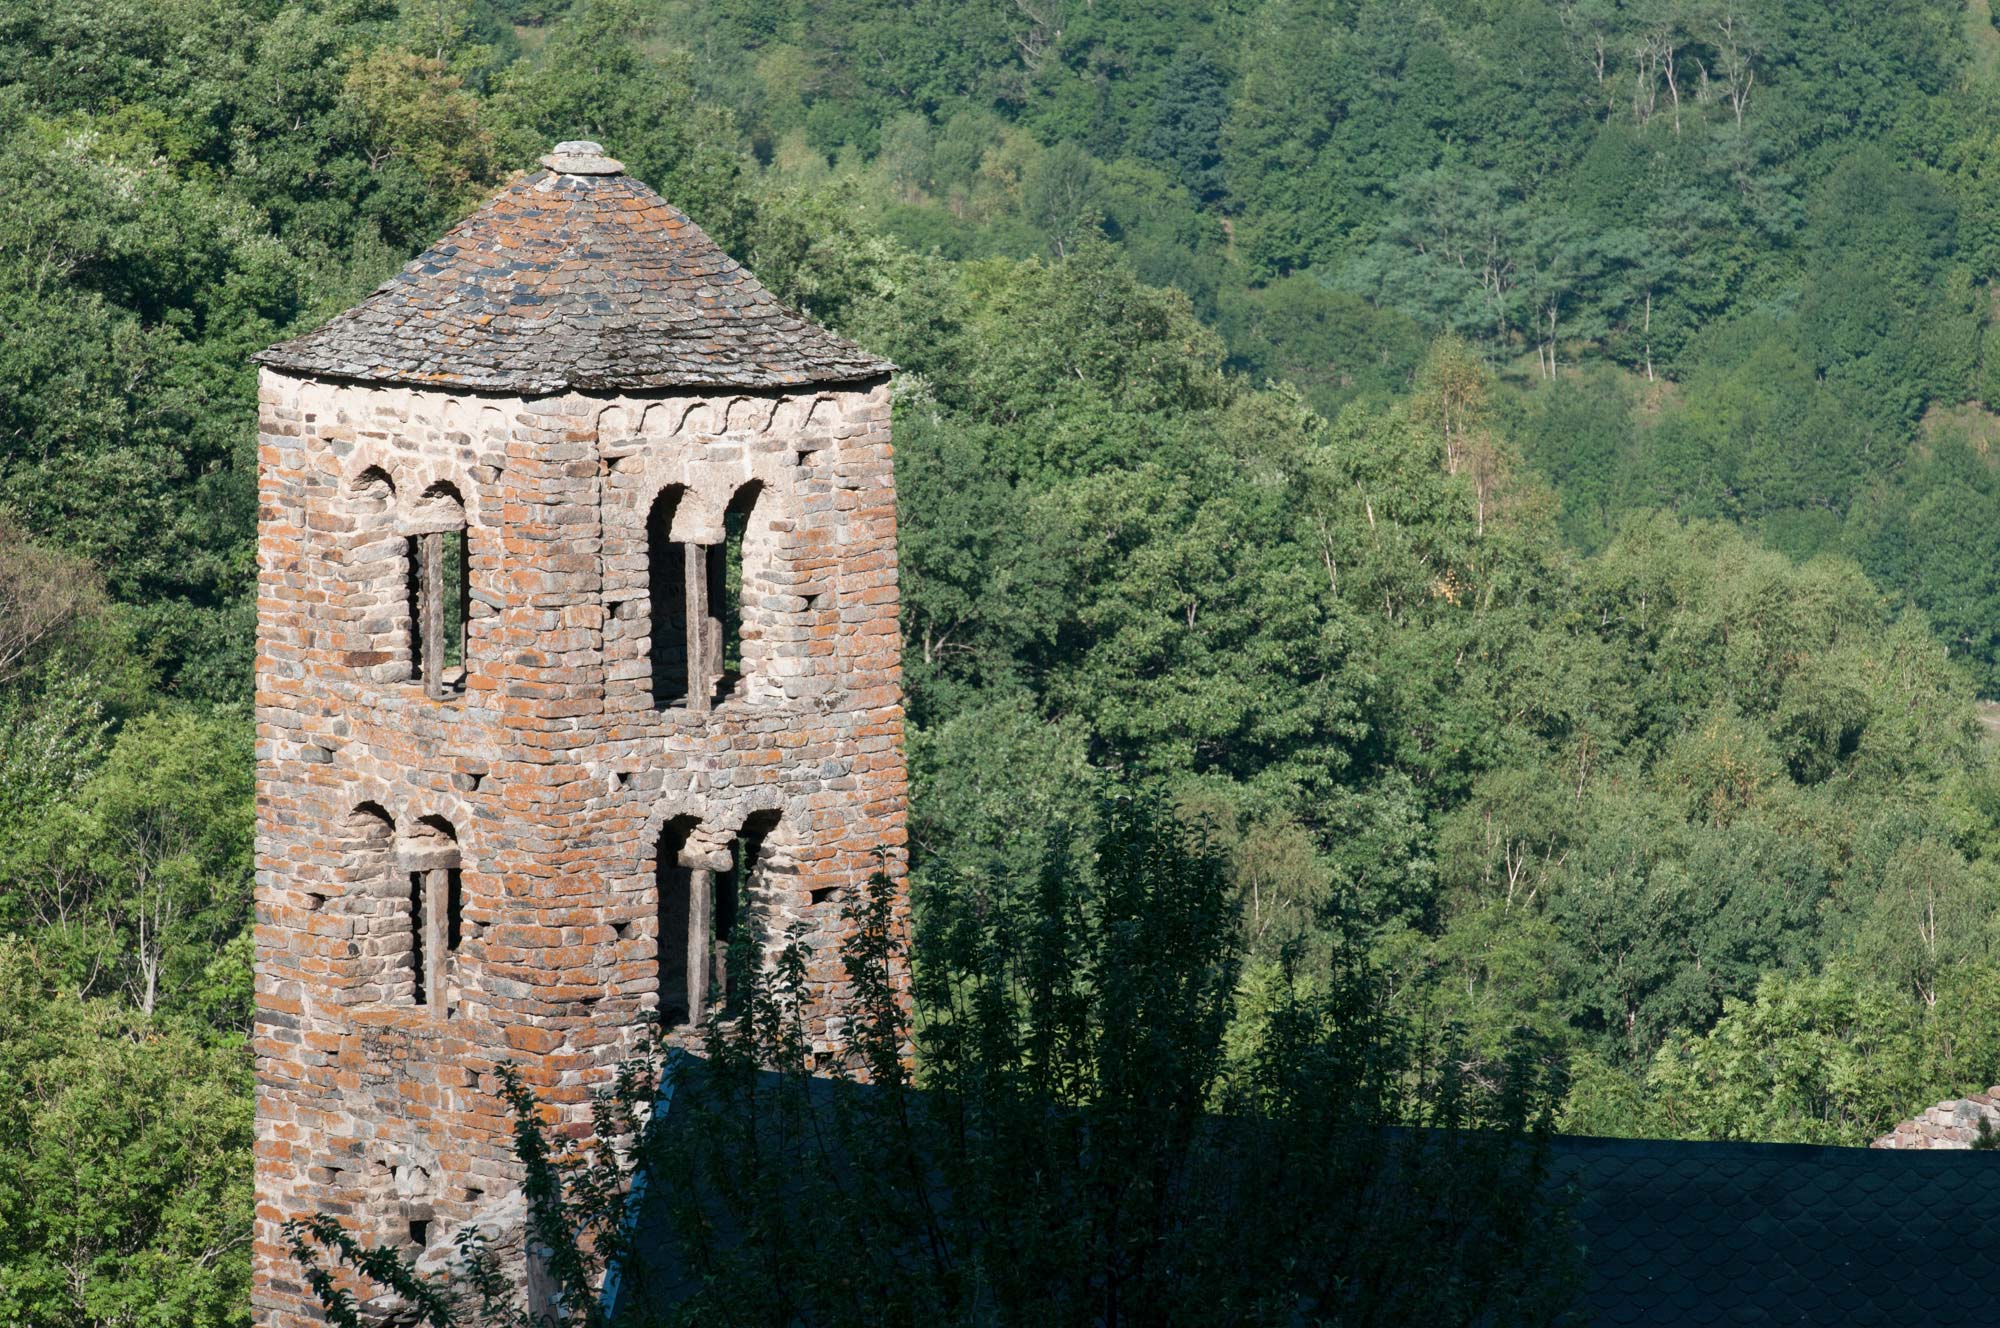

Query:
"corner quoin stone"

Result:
[[248, 143, 908, 1326]]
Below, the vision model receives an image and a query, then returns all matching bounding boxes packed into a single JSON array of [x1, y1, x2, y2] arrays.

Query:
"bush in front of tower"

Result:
[[290, 791, 1578, 1327]]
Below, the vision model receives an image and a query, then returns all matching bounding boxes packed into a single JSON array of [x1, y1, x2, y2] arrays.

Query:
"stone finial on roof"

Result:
[[540, 140, 624, 175]]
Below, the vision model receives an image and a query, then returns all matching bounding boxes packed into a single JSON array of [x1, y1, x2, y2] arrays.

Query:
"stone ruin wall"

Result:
[[251, 370, 907, 1326], [1873, 1090, 2000, 1150]]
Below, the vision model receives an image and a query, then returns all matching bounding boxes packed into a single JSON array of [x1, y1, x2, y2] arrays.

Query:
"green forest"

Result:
[[10, 0, 2000, 1321]]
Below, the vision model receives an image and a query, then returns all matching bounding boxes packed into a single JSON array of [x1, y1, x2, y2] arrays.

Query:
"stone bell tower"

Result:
[[248, 141, 905, 1325]]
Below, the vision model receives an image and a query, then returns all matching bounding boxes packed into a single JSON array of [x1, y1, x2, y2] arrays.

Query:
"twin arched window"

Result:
[[349, 468, 471, 698], [655, 810, 779, 1026], [343, 804, 466, 1017], [352, 466, 774, 709], [647, 481, 764, 711]]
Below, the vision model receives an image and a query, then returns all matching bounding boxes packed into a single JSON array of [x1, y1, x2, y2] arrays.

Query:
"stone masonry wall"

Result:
[[251, 369, 907, 1326], [1873, 1091, 2000, 1149]]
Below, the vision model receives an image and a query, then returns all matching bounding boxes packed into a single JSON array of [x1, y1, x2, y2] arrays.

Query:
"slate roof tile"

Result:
[[255, 145, 891, 393], [1551, 1134, 2000, 1326]]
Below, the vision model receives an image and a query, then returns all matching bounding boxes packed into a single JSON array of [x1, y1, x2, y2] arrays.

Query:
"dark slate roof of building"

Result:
[[609, 1058, 2000, 1326], [1549, 1133, 2000, 1326], [254, 141, 891, 394]]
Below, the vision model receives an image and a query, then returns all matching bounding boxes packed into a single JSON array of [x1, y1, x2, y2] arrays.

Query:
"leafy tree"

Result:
[[1, 709, 253, 1020], [1642, 968, 1934, 1145], [491, 0, 752, 245], [1143, 48, 1229, 202], [0, 941, 253, 1328], [293, 800, 1579, 1327]]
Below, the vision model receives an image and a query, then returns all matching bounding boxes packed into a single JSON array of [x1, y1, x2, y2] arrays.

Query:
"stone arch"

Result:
[[348, 463, 397, 512], [596, 403, 638, 444], [346, 799, 397, 834], [639, 794, 711, 860], [402, 811, 462, 855], [477, 405, 507, 443], [640, 400, 694, 437], [768, 395, 811, 433], [669, 485, 728, 543], [725, 396, 778, 433], [693, 786, 787, 843], [398, 811, 466, 1015], [398, 468, 476, 530], [334, 799, 402, 1006], [679, 400, 719, 436], [399, 479, 472, 698], [296, 378, 338, 420], [406, 478, 464, 531], [396, 794, 475, 856], [332, 456, 413, 677]]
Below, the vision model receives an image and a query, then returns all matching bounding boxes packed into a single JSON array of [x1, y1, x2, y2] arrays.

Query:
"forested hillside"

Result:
[[7, 0, 2000, 1322]]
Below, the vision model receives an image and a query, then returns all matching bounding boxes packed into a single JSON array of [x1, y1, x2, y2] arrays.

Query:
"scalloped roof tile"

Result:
[[614, 1061, 2000, 1326], [1552, 1133, 2000, 1325], [254, 143, 891, 394]]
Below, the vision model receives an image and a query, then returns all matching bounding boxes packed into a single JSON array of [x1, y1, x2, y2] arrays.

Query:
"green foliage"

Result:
[[14, 2, 2000, 1317], [1644, 968, 1946, 1145], [0, 708, 254, 1021], [0, 941, 253, 1328], [297, 802, 1577, 1326]]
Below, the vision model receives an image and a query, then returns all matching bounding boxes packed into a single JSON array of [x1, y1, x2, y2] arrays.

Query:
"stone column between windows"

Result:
[[418, 531, 446, 699], [684, 542, 710, 711], [401, 844, 459, 1014]]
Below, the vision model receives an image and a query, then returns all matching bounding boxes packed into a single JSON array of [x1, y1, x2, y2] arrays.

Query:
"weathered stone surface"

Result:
[[1872, 1090, 2000, 1150], [539, 139, 623, 175], [252, 158, 906, 1327], [252, 165, 892, 394]]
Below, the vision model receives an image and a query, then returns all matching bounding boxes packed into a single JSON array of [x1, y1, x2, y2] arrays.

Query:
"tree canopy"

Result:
[[11, 0, 2000, 1315]]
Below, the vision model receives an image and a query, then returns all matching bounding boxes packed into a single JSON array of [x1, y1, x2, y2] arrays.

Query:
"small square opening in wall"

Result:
[[408, 1219, 430, 1248], [464, 1187, 484, 1205], [305, 892, 327, 913], [810, 885, 841, 907], [611, 918, 631, 940]]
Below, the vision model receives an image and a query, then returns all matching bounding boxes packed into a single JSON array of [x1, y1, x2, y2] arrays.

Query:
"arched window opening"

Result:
[[340, 802, 396, 1002], [646, 480, 776, 714], [352, 466, 396, 511], [403, 816, 462, 1016], [712, 809, 779, 1017], [655, 816, 699, 1025], [647, 487, 690, 709], [408, 483, 469, 700], [706, 481, 764, 703]]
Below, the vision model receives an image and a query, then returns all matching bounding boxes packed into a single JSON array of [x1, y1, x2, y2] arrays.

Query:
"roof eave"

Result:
[[252, 355, 896, 397]]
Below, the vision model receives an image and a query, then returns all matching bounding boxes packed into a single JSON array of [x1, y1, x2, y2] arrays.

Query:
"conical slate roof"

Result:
[[255, 142, 891, 394]]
